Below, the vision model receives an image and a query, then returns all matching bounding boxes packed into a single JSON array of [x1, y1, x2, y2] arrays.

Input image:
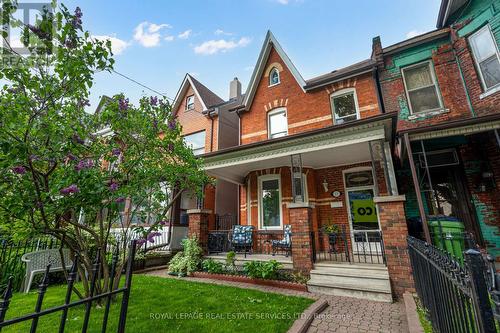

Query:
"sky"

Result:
[[59, 0, 442, 111]]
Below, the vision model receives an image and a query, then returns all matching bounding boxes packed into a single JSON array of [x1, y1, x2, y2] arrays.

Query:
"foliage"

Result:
[[202, 259, 224, 274], [243, 260, 283, 280], [2, 275, 313, 333], [322, 223, 340, 234], [167, 237, 203, 276], [225, 250, 237, 273], [0, 1, 208, 297]]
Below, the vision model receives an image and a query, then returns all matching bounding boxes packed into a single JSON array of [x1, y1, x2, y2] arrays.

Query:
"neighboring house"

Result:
[[373, 0, 500, 259], [198, 31, 409, 302], [170, 74, 239, 230]]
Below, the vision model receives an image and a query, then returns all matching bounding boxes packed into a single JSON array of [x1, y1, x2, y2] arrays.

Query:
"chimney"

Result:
[[371, 36, 383, 65], [229, 77, 241, 100]]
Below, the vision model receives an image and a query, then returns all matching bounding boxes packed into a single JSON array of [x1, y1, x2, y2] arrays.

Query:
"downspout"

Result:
[[210, 116, 214, 152], [451, 24, 476, 117], [373, 68, 385, 113]]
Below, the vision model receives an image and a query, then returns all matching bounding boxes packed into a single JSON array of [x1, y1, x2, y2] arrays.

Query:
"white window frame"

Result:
[[401, 60, 444, 115], [269, 67, 280, 87], [186, 95, 195, 110], [267, 107, 288, 139], [257, 174, 283, 230], [183, 130, 206, 155], [469, 24, 500, 92], [330, 88, 360, 124]]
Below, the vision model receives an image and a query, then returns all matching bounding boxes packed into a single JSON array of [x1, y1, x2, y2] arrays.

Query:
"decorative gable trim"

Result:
[[242, 30, 306, 111], [172, 74, 209, 115]]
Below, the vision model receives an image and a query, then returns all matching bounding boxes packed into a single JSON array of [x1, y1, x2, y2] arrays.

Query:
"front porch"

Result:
[[194, 114, 414, 300]]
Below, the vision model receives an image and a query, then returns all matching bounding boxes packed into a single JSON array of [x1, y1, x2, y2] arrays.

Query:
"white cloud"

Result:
[[178, 29, 192, 39], [215, 29, 233, 36], [244, 65, 254, 71], [194, 37, 251, 55], [164, 35, 174, 42], [276, 0, 289, 3], [133, 21, 170, 47], [93, 35, 129, 55], [406, 30, 426, 39]]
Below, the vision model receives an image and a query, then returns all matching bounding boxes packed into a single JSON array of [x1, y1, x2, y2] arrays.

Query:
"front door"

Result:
[[346, 188, 381, 254]]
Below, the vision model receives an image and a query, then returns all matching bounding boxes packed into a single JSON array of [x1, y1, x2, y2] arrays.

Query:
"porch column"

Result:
[[288, 203, 314, 273], [373, 195, 415, 298], [187, 209, 212, 253]]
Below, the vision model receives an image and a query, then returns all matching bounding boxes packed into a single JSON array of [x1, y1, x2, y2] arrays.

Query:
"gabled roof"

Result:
[[242, 30, 306, 110], [172, 74, 224, 114]]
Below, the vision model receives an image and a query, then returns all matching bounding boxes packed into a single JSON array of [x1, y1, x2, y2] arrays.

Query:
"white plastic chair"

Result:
[[21, 248, 73, 293]]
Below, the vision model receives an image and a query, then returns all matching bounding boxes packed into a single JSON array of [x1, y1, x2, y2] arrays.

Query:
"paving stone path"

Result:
[[145, 270, 409, 333]]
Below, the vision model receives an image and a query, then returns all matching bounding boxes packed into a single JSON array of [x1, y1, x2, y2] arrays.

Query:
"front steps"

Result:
[[307, 262, 393, 302]]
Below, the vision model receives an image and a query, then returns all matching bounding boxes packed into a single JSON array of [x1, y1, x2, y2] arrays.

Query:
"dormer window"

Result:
[[269, 67, 280, 86], [186, 95, 195, 110]]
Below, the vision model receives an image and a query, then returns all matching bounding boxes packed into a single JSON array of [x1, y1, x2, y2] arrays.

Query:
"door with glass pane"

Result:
[[259, 176, 282, 229]]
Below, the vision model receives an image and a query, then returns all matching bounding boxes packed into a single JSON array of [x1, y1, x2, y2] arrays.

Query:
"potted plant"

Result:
[[321, 221, 340, 252]]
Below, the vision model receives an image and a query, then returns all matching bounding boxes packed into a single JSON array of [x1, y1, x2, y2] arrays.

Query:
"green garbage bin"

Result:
[[428, 216, 466, 260]]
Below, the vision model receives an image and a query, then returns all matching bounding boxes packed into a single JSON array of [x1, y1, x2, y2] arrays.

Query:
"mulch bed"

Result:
[[191, 271, 308, 292]]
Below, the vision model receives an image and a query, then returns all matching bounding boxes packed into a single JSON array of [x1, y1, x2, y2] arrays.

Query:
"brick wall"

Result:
[[239, 47, 381, 144], [289, 206, 314, 273], [375, 198, 415, 298], [187, 210, 210, 252], [175, 85, 219, 153]]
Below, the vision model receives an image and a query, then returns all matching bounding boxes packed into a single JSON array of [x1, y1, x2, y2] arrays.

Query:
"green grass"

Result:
[[2, 274, 314, 333], [415, 297, 434, 333]]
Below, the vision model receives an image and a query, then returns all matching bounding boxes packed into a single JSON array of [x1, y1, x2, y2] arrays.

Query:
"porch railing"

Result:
[[108, 227, 170, 252], [215, 214, 237, 231], [312, 228, 386, 265], [408, 235, 499, 333]]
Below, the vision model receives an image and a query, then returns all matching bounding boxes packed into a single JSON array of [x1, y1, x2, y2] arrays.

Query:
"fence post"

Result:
[[464, 249, 496, 333], [117, 240, 137, 333]]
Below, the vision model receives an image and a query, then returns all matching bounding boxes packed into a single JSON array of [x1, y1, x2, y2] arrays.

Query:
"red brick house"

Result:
[[169, 74, 240, 230], [194, 31, 412, 302]]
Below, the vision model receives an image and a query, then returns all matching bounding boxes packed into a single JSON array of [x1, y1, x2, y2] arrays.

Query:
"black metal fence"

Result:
[[0, 238, 60, 293], [0, 241, 137, 333], [408, 236, 498, 333], [215, 214, 236, 231]]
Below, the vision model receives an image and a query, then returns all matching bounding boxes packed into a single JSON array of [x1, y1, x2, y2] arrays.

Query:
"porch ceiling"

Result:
[[203, 117, 393, 185]]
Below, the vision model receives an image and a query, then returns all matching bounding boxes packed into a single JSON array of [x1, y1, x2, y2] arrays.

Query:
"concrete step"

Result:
[[307, 263, 393, 303]]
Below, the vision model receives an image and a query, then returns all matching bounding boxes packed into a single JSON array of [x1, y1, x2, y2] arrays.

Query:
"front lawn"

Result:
[[2, 274, 314, 333]]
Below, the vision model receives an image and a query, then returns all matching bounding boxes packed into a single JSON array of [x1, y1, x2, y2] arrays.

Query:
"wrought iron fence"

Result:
[[0, 237, 60, 293], [0, 241, 137, 333], [408, 235, 497, 333], [215, 214, 236, 231]]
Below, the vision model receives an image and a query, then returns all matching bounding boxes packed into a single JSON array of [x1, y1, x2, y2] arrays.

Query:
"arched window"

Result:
[[269, 67, 280, 86]]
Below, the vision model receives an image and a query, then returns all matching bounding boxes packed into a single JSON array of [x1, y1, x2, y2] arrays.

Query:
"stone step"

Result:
[[314, 262, 387, 270], [307, 264, 393, 302]]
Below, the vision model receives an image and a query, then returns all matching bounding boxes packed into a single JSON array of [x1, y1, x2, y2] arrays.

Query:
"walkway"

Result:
[[145, 270, 409, 333]]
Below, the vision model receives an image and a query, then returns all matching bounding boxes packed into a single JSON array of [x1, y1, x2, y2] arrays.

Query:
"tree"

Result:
[[0, 1, 208, 296]]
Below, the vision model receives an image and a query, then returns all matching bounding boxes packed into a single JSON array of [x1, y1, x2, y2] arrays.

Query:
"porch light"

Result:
[[322, 179, 329, 192]]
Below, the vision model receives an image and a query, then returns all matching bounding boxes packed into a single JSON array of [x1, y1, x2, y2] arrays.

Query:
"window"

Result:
[[268, 108, 288, 139], [344, 170, 374, 188], [402, 61, 443, 114], [269, 67, 280, 86], [184, 131, 205, 155], [186, 95, 195, 110], [258, 175, 282, 229], [331, 89, 359, 124], [469, 25, 500, 90]]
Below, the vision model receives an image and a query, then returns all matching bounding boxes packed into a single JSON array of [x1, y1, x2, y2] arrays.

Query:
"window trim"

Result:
[[469, 24, 500, 92], [330, 88, 360, 124], [268, 67, 281, 87], [401, 60, 444, 115], [257, 174, 283, 230], [267, 107, 288, 139], [183, 130, 206, 155], [185, 95, 195, 111]]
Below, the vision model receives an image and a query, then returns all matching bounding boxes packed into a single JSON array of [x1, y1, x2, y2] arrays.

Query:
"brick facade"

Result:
[[240, 47, 381, 144], [288, 205, 314, 273], [374, 197, 415, 297], [187, 209, 211, 253]]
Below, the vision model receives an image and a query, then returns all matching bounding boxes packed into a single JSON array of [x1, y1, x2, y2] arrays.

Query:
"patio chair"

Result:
[[272, 225, 292, 257], [21, 248, 73, 293], [230, 225, 254, 254]]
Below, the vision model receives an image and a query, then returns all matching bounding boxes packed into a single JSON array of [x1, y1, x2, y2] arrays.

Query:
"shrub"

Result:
[[167, 237, 203, 276], [225, 251, 237, 274], [243, 260, 282, 280], [202, 259, 224, 274]]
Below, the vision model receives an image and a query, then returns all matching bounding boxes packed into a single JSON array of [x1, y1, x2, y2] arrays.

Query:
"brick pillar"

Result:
[[374, 195, 415, 298], [288, 203, 314, 273], [187, 209, 212, 253]]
